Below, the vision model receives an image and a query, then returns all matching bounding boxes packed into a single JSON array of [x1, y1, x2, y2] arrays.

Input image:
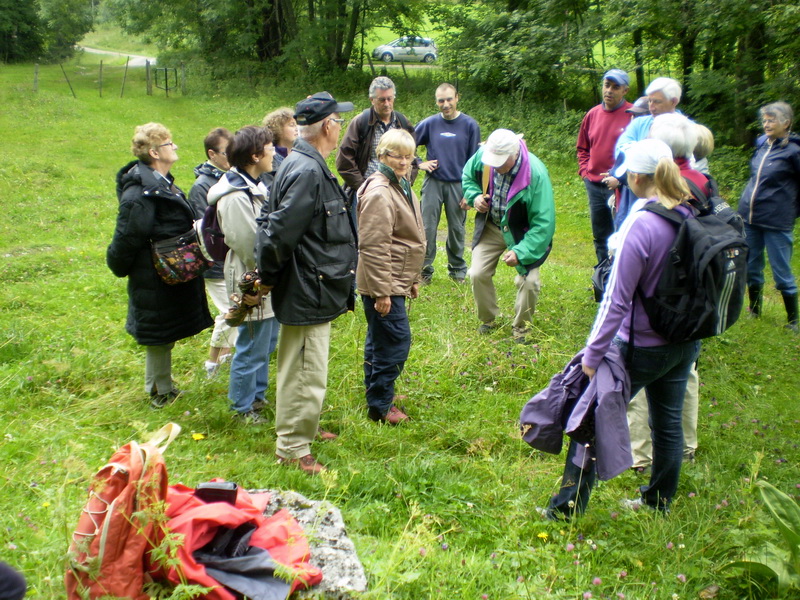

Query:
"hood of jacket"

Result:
[[193, 161, 226, 181], [116, 160, 174, 202], [207, 168, 265, 206]]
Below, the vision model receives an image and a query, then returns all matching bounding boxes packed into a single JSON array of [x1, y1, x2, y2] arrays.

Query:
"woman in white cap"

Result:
[[544, 138, 700, 518]]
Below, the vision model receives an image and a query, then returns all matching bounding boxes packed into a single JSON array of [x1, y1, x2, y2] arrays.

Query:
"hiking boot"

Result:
[[275, 453, 326, 475], [782, 292, 799, 333], [150, 387, 182, 409], [748, 284, 763, 317], [512, 326, 532, 344], [367, 405, 410, 425], [251, 399, 268, 413], [316, 428, 338, 441], [477, 322, 498, 335], [233, 410, 264, 425]]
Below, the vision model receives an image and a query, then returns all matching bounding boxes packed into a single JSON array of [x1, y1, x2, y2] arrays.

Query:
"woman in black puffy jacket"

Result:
[[107, 123, 213, 407]]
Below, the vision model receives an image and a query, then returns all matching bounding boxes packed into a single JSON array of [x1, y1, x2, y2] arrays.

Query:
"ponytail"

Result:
[[653, 157, 691, 209]]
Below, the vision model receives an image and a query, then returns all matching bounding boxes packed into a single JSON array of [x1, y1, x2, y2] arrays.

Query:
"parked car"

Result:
[[372, 37, 437, 64]]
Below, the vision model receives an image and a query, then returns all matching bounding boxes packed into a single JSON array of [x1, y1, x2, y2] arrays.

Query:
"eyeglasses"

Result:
[[158, 141, 176, 149], [213, 149, 227, 156], [373, 97, 395, 103], [386, 152, 414, 161], [328, 118, 344, 125]]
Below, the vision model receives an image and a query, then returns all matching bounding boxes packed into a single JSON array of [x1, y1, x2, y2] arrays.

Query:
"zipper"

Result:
[[748, 140, 773, 223]]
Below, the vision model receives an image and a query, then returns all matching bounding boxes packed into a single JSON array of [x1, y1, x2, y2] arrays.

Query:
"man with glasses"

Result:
[[336, 76, 417, 209], [415, 83, 480, 284], [256, 92, 356, 474]]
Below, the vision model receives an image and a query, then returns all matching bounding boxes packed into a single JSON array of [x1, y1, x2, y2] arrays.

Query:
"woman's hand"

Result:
[[581, 363, 596, 379], [410, 283, 420, 299], [375, 296, 391, 316]]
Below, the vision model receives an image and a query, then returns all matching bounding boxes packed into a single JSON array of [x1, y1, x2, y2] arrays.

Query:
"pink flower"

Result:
[[677, 573, 687, 583], [618, 571, 628, 579], [566, 543, 575, 551], [666, 542, 674, 550], [583, 593, 593, 599], [592, 577, 602, 585]]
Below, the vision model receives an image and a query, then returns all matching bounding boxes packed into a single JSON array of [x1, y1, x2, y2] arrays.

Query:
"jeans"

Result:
[[548, 337, 700, 516], [228, 317, 279, 413], [744, 224, 797, 294], [362, 295, 412, 416], [584, 179, 615, 264], [421, 177, 467, 279]]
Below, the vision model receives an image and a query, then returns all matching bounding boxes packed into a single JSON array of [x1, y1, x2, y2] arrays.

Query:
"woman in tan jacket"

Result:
[[356, 129, 426, 425]]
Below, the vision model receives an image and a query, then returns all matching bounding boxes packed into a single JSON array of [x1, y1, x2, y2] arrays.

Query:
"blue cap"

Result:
[[603, 69, 630, 86]]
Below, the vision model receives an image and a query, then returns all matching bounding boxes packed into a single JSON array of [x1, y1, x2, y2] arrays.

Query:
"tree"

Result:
[[39, 0, 94, 61], [0, 0, 43, 62]]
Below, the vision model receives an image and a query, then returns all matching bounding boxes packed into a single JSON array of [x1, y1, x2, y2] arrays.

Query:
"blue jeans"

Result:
[[362, 295, 411, 416], [228, 317, 279, 413], [744, 224, 797, 294], [548, 337, 700, 516], [584, 179, 615, 264]]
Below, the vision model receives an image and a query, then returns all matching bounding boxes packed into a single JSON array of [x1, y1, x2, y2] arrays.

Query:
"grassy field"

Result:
[[1, 57, 799, 600]]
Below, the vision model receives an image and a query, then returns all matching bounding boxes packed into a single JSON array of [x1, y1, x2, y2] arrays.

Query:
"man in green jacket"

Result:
[[462, 129, 555, 343]]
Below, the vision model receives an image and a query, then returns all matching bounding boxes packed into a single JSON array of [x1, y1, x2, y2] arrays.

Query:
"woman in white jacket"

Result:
[[207, 126, 277, 422]]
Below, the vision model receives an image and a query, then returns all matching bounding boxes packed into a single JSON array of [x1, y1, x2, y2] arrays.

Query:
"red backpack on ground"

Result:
[[65, 424, 181, 600]]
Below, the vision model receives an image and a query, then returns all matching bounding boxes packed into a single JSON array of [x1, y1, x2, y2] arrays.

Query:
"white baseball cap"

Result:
[[481, 129, 524, 168], [622, 139, 673, 174]]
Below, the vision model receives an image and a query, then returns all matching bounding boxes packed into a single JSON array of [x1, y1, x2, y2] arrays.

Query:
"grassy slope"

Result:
[[0, 59, 799, 600]]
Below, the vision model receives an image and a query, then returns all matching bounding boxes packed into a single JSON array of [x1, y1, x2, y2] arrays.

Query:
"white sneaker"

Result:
[[205, 361, 219, 378]]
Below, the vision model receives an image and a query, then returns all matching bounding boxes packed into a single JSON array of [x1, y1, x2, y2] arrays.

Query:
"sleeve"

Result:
[[356, 182, 395, 297], [576, 112, 591, 178], [461, 148, 484, 206], [511, 164, 555, 265], [582, 218, 650, 368], [469, 119, 481, 156], [256, 168, 318, 285], [335, 116, 365, 190], [106, 192, 155, 278], [405, 119, 420, 185], [187, 178, 211, 220], [217, 191, 258, 270], [614, 117, 643, 158]]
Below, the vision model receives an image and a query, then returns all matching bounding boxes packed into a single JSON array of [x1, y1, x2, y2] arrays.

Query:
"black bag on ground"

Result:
[[639, 203, 748, 343]]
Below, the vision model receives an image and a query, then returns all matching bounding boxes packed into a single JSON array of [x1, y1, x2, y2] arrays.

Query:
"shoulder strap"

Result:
[[356, 108, 372, 143], [642, 202, 687, 227]]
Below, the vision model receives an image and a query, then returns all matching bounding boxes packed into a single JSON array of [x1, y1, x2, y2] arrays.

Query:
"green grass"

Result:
[[1, 58, 799, 600], [79, 23, 158, 57]]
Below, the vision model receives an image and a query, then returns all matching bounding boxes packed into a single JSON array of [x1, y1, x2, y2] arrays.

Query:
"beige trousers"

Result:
[[468, 220, 541, 330], [274, 322, 331, 460], [628, 363, 699, 467]]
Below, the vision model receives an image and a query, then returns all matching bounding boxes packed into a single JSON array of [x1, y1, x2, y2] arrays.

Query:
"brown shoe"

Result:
[[316, 428, 338, 441], [275, 453, 326, 474], [385, 405, 410, 425]]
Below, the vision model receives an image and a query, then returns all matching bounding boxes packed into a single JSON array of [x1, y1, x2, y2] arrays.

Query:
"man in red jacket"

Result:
[[576, 69, 633, 264]]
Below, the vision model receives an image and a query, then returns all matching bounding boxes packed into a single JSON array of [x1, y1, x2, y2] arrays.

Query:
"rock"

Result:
[[255, 489, 368, 599]]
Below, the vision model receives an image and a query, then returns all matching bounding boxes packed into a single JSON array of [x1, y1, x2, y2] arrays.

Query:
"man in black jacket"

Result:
[[256, 92, 356, 474]]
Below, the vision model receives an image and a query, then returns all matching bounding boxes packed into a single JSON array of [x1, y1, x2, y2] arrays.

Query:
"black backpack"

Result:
[[201, 186, 255, 262], [639, 202, 748, 343], [684, 176, 745, 234]]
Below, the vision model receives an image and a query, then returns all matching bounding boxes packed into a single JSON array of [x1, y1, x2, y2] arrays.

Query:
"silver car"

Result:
[[372, 37, 437, 63]]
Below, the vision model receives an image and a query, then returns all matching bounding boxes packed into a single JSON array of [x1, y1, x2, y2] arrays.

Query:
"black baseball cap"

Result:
[[294, 91, 354, 125]]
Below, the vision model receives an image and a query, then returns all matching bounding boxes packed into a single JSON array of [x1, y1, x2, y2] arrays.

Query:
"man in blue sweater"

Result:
[[415, 83, 481, 284]]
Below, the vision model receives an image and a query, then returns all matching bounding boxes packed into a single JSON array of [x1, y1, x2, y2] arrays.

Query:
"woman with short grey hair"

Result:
[[738, 101, 800, 332]]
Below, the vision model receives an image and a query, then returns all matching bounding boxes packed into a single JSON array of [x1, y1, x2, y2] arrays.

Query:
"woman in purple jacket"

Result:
[[544, 139, 701, 518]]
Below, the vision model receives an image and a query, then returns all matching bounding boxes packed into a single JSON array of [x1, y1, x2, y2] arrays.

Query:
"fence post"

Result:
[[120, 56, 130, 98], [181, 62, 186, 95], [60, 64, 77, 98], [146, 60, 152, 96], [99, 60, 103, 97], [33, 64, 39, 93]]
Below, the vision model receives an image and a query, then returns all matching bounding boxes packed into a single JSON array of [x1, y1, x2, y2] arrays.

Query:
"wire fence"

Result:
[[29, 60, 187, 99]]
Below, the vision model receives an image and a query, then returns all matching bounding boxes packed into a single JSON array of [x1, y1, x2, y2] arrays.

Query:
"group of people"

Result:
[[106, 72, 798, 487]]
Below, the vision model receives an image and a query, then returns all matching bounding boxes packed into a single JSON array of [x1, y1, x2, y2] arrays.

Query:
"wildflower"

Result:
[[688, 492, 696, 498], [566, 543, 575, 552], [583, 592, 593, 599], [7, 543, 17, 550], [666, 542, 674, 550], [677, 573, 687, 583], [419, 548, 427, 557], [42, 502, 50, 508], [192, 433, 205, 440], [592, 577, 602, 585], [517, 576, 525, 583], [618, 570, 628, 579], [537, 532, 548, 540], [441, 543, 449, 551], [617, 594, 625, 599]]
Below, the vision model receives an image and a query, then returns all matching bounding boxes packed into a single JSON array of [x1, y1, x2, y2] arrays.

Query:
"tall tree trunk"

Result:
[[633, 28, 645, 97]]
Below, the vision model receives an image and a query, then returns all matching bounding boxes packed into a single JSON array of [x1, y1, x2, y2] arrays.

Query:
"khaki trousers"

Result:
[[275, 322, 331, 460], [628, 363, 699, 467], [468, 220, 541, 330]]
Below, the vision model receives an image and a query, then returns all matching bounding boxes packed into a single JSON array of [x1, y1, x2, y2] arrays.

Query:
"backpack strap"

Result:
[[144, 422, 182, 454], [642, 202, 687, 226]]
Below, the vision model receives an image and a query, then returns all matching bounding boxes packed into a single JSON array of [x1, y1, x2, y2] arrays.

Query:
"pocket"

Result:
[[314, 261, 354, 312], [322, 199, 352, 244]]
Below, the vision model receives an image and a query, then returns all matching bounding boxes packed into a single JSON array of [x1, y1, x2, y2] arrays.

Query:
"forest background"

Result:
[[1, 0, 800, 599]]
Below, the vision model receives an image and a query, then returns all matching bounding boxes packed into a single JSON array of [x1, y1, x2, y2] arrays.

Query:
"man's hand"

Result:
[[600, 172, 620, 190], [502, 249, 519, 267], [242, 290, 263, 307], [419, 160, 438, 172], [474, 194, 490, 213], [375, 296, 391, 316], [459, 197, 470, 211], [581, 363, 596, 379]]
